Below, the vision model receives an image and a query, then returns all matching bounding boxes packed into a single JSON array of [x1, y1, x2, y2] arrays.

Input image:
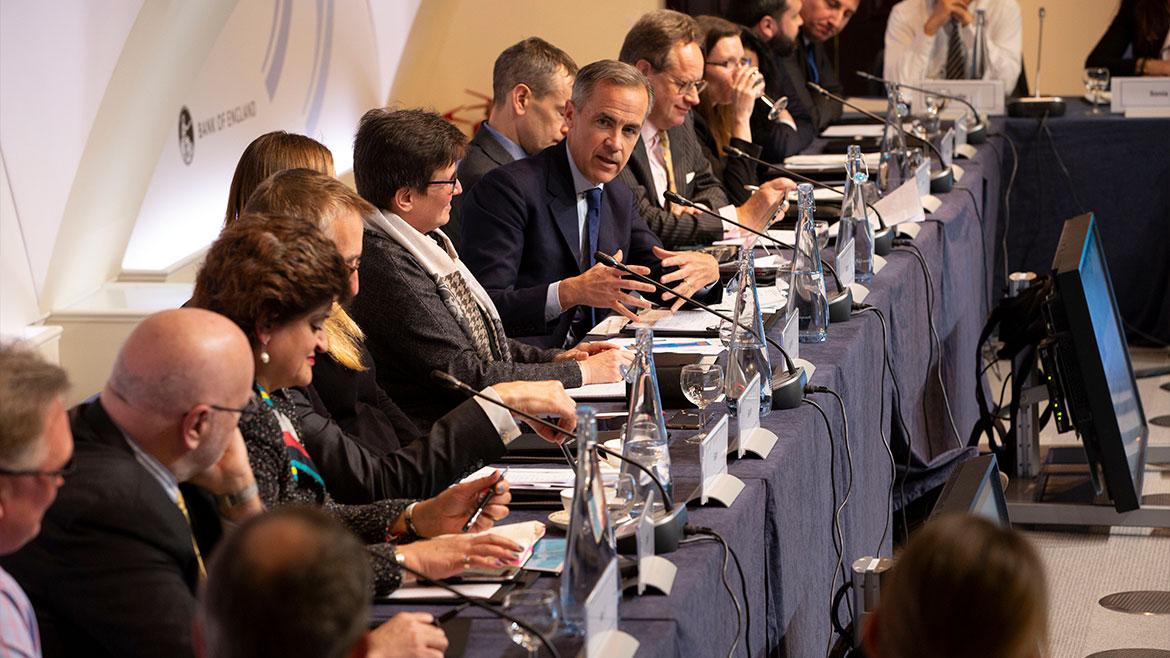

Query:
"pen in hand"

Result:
[[462, 468, 509, 533]]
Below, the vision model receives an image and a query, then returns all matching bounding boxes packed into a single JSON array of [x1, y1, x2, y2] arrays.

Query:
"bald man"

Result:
[[1, 309, 261, 658], [196, 507, 447, 658]]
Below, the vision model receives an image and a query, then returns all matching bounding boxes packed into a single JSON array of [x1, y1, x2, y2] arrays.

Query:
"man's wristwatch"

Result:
[[215, 483, 259, 510]]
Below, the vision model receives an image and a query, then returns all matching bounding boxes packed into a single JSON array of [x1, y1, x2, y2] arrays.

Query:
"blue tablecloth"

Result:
[[372, 140, 1002, 658]]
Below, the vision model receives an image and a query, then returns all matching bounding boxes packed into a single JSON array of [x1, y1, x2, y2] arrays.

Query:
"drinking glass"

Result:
[[607, 472, 637, 524], [814, 220, 830, 251], [680, 363, 724, 444], [923, 94, 948, 134], [502, 590, 559, 657], [1083, 67, 1110, 115]]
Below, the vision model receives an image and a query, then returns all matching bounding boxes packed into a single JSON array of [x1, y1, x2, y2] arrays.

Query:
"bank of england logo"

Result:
[[178, 106, 195, 165]]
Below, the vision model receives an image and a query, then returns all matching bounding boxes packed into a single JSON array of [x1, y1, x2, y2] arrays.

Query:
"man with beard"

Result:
[[728, 0, 816, 162]]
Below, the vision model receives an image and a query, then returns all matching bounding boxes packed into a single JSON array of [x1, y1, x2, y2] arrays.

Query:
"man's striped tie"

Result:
[[945, 19, 968, 80]]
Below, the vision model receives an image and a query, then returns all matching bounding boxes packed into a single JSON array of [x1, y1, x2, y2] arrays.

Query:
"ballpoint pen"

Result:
[[462, 468, 509, 532]]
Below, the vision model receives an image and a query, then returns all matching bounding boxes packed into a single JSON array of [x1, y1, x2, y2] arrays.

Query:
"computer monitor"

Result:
[[1037, 213, 1148, 512], [930, 454, 1011, 527]]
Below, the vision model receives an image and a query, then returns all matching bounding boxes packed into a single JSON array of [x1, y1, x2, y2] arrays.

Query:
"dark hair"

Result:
[[225, 132, 335, 226], [244, 168, 376, 236], [571, 60, 654, 119], [871, 515, 1048, 658], [725, 0, 790, 29], [619, 9, 702, 71], [198, 507, 371, 658], [1133, 0, 1170, 59], [352, 108, 467, 210], [191, 213, 351, 341], [697, 15, 744, 54], [0, 344, 69, 467], [493, 37, 579, 109]]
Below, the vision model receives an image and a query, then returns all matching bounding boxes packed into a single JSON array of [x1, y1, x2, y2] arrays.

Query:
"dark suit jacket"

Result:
[[0, 400, 218, 658], [450, 122, 518, 249], [460, 140, 672, 349], [790, 37, 844, 132], [740, 29, 817, 164], [692, 111, 763, 207], [615, 113, 730, 248]]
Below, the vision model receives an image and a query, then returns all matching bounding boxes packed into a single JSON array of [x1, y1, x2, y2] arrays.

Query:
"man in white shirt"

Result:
[[884, 0, 1022, 90]]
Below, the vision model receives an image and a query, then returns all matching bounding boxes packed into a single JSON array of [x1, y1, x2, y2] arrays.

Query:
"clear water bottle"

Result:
[[841, 144, 875, 283], [878, 82, 911, 195], [561, 406, 617, 634], [786, 184, 829, 343], [621, 328, 672, 514], [971, 9, 987, 79], [724, 248, 773, 417]]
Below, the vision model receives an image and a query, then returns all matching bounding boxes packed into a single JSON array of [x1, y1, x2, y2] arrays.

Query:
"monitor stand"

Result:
[[1005, 368, 1170, 528]]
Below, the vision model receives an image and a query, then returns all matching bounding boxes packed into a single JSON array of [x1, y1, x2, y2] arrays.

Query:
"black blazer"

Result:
[[461, 141, 676, 348], [615, 113, 730, 248], [450, 122, 518, 249], [740, 28, 817, 164], [790, 37, 844, 132], [1085, 0, 1163, 77], [0, 400, 219, 658], [692, 111, 764, 207]]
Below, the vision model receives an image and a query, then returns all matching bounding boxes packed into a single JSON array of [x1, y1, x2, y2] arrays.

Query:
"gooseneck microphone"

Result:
[[853, 71, 987, 144], [592, 251, 808, 411], [806, 81, 954, 193], [1006, 7, 1065, 117], [430, 370, 688, 552], [662, 190, 853, 323], [721, 145, 895, 256]]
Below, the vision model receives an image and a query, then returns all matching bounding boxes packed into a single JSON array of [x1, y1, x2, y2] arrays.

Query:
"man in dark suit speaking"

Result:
[[461, 60, 721, 349]]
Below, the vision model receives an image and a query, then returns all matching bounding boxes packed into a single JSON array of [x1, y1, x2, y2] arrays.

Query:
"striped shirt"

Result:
[[0, 565, 40, 657]]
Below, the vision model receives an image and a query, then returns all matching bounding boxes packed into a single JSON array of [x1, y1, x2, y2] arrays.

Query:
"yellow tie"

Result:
[[175, 490, 208, 582], [658, 130, 678, 196]]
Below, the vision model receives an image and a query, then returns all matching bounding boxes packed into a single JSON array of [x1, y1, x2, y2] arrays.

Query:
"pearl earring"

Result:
[[260, 350, 270, 364]]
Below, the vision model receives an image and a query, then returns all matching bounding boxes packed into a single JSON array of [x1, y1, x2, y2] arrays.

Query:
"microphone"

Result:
[[1006, 7, 1066, 117], [854, 70, 987, 144], [722, 145, 895, 257], [430, 370, 688, 552], [593, 250, 808, 411], [663, 190, 853, 323], [806, 81, 954, 193]]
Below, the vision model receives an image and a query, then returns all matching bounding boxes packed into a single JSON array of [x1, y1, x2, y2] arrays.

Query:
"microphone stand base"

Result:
[[616, 504, 688, 554], [1006, 96, 1066, 118], [930, 166, 954, 193], [874, 227, 895, 256], [829, 287, 853, 323], [772, 365, 808, 410], [967, 122, 988, 144]]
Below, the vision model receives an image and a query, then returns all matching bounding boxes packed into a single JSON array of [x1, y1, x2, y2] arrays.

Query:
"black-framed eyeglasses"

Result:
[[705, 57, 752, 69], [425, 177, 459, 193], [0, 459, 76, 480], [208, 397, 263, 419]]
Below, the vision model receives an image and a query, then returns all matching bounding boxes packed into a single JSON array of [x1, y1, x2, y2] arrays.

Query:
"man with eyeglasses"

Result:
[[0, 344, 73, 657], [615, 9, 790, 249], [1, 309, 263, 658]]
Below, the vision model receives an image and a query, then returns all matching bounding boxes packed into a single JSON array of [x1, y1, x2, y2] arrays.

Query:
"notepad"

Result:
[[435, 520, 546, 578]]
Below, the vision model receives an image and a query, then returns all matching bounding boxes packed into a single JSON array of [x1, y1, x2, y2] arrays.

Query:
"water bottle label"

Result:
[[838, 239, 855, 287], [585, 559, 621, 658], [699, 414, 730, 504]]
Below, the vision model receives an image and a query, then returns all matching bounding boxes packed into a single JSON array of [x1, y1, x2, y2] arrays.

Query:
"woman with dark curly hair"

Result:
[[191, 213, 522, 594]]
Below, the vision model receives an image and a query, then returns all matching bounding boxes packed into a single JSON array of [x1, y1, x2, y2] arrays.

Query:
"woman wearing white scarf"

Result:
[[348, 109, 629, 430]]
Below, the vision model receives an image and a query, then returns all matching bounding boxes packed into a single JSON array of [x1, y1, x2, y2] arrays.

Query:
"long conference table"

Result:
[[373, 131, 1004, 657]]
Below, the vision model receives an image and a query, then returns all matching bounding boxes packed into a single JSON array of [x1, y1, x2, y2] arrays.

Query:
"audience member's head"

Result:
[[490, 37, 579, 155], [196, 506, 371, 658], [865, 514, 1049, 658], [353, 108, 467, 234], [191, 213, 350, 391], [728, 0, 804, 57], [619, 9, 705, 130], [101, 309, 254, 482], [799, 0, 858, 44], [225, 132, 335, 225], [0, 345, 71, 555], [564, 60, 653, 186]]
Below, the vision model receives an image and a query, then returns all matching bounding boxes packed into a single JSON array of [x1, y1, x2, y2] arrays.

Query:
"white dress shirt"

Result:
[[884, 0, 1022, 89]]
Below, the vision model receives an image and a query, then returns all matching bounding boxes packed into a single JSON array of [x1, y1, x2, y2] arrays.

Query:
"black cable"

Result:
[[851, 305, 896, 558], [802, 396, 847, 658], [892, 243, 963, 449], [954, 184, 990, 314], [680, 532, 743, 658], [686, 526, 750, 658], [813, 386, 856, 624], [989, 131, 1019, 289], [378, 557, 563, 658], [1040, 119, 1088, 216]]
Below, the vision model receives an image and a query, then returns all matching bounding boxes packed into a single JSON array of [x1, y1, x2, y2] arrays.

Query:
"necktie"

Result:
[[175, 490, 207, 582], [583, 187, 602, 329], [658, 131, 677, 198], [807, 46, 820, 84], [945, 19, 968, 80]]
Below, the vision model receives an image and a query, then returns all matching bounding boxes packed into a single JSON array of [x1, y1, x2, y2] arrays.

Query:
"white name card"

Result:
[[837, 239, 855, 288], [731, 373, 777, 460], [585, 560, 638, 658], [910, 79, 1005, 116], [698, 414, 742, 506], [940, 127, 955, 168], [634, 489, 677, 596], [1110, 77, 1170, 116], [914, 160, 931, 199], [781, 311, 799, 362], [875, 178, 926, 225]]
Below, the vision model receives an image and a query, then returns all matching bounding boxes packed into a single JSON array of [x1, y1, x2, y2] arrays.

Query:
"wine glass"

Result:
[[814, 220, 830, 251], [1083, 67, 1110, 115], [502, 590, 559, 657], [680, 363, 724, 444], [607, 472, 637, 524], [923, 94, 948, 134]]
